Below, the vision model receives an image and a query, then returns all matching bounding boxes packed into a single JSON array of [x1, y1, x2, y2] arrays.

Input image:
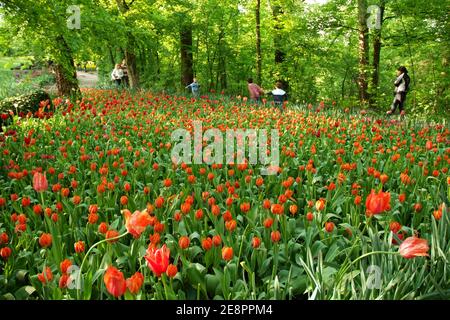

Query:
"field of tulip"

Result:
[[0, 89, 448, 300]]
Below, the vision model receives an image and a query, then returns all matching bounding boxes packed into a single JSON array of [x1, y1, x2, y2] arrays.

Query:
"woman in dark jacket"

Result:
[[387, 66, 410, 115]]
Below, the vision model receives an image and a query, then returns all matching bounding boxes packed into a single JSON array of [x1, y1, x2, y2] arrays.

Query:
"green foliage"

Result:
[[0, 0, 448, 116], [0, 90, 52, 114]]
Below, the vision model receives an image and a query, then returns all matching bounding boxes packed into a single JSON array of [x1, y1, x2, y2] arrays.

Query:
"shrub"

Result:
[[0, 90, 53, 130]]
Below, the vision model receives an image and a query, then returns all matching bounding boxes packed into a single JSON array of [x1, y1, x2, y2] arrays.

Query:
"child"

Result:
[[270, 81, 288, 111], [186, 78, 200, 97], [387, 66, 410, 116], [111, 64, 124, 88], [121, 59, 129, 87], [247, 78, 265, 103]]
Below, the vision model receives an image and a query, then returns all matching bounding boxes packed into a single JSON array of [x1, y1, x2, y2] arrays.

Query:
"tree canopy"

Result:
[[0, 0, 448, 115]]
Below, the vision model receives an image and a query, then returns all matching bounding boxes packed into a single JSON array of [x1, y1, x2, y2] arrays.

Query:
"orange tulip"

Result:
[[145, 244, 170, 277], [271, 203, 284, 215], [271, 230, 281, 243], [178, 236, 190, 249], [289, 204, 298, 215], [39, 233, 52, 248], [315, 198, 326, 211], [365, 189, 391, 216], [106, 229, 120, 243], [123, 209, 151, 238], [240, 202, 250, 213], [104, 266, 127, 298], [222, 246, 233, 261], [126, 271, 144, 294], [74, 241, 85, 253], [166, 264, 178, 278], [399, 237, 429, 259]]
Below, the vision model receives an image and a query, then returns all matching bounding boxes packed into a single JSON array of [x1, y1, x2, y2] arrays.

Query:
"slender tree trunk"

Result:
[[218, 54, 227, 90], [54, 36, 80, 97], [108, 47, 116, 68], [256, 0, 262, 85], [273, 5, 285, 64], [273, 4, 288, 91], [180, 24, 194, 86], [357, 0, 370, 105], [370, 1, 385, 107]]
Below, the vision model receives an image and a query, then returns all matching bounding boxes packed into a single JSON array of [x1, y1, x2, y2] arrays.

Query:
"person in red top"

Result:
[[247, 78, 264, 104]]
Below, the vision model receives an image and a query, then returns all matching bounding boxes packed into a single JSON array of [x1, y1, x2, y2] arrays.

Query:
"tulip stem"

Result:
[[76, 232, 128, 300], [161, 274, 170, 300]]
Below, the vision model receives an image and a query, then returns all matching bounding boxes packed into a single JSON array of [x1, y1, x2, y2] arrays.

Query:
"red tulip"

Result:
[[123, 209, 151, 238], [104, 266, 127, 298], [33, 172, 48, 193], [365, 189, 391, 216], [59, 274, 70, 289], [60, 259, 72, 273], [212, 235, 222, 247], [0, 247, 12, 260], [0, 232, 8, 245], [37, 266, 53, 284], [325, 222, 335, 233], [201, 237, 212, 251], [399, 237, 429, 259], [145, 244, 170, 277], [252, 236, 261, 248]]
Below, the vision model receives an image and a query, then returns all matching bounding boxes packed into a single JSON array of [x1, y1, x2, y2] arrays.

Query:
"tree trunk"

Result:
[[180, 24, 194, 86], [218, 54, 227, 90], [256, 0, 262, 85], [125, 48, 139, 88], [108, 47, 116, 68], [357, 0, 370, 105], [273, 5, 285, 64], [54, 36, 80, 97], [370, 1, 385, 107], [273, 4, 288, 91], [115, 0, 140, 89]]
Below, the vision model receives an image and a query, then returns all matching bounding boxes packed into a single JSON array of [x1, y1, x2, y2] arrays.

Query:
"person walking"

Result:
[[270, 81, 288, 112], [186, 78, 200, 98], [387, 66, 410, 117], [111, 64, 124, 88], [247, 78, 265, 104]]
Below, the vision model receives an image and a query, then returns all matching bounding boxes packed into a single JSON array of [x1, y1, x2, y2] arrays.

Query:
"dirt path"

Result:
[[77, 71, 98, 88]]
